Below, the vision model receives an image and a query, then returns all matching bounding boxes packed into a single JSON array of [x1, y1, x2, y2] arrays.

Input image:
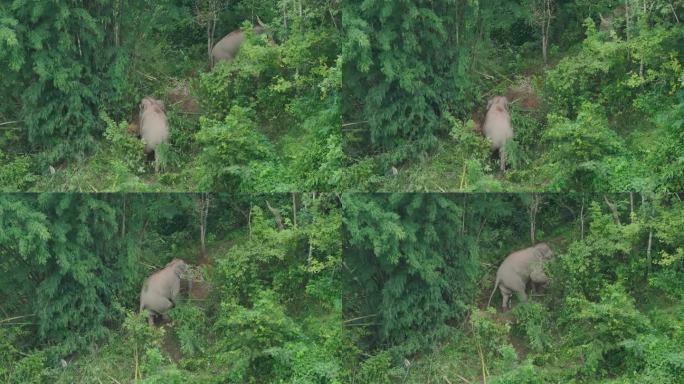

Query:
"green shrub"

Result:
[[511, 302, 552, 354], [0, 151, 37, 191], [542, 102, 625, 191], [560, 283, 651, 378], [140, 347, 185, 384], [356, 351, 393, 384], [556, 202, 645, 299], [622, 333, 684, 384], [212, 290, 302, 382], [470, 309, 513, 364], [9, 350, 49, 384], [194, 106, 276, 190], [199, 27, 281, 121], [170, 304, 207, 358], [0, 327, 21, 381], [491, 360, 543, 384]]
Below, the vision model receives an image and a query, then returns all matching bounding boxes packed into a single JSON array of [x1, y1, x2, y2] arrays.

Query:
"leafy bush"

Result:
[[343, 194, 482, 356], [355, 351, 393, 384], [8, 350, 49, 384], [648, 93, 684, 191], [170, 304, 207, 358], [100, 112, 145, 171], [511, 302, 552, 354], [139, 348, 187, 384], [560, 283, 651, 378], [194, 106, 276, 190], [199, 26, 282, 121], [212, 290, 302, 382], [0, 151, 37, 190], [622, 332, 684, 384], [542, 102, 625, 190], [0, 327, 21, 381], [491, 360, 543, 384], [543, 19, 626, 117], [470, 309, 513, 365]]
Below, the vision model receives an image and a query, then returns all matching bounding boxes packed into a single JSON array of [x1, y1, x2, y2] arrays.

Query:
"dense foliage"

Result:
[[0, 0, 340, 192], [343, 0, 684, 192], [343, 193, 516, 356], [0, 193, 347, 383], [343, 193, 684, 383]]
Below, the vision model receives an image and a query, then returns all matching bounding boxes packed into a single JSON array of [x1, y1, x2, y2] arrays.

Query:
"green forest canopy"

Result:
[[0, 0, 341, 192], [343, 193, 684, 383], [0, 192, 346, 383], [343, 0, 684, 192]]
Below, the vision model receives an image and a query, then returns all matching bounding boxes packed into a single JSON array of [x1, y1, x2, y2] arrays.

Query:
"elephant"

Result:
[[487, 243, 553, 311], [138, 97, 169, 172], [483, 96, 513, 172], [210, 17, 267, 66], [599, 5, 626, 34], [139, 259, 188, 326]]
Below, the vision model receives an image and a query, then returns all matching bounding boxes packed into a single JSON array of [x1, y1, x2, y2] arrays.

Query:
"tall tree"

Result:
[[0, 1, 130, 163], [0, 194, 140, 350], [343, 193, 521, 355]]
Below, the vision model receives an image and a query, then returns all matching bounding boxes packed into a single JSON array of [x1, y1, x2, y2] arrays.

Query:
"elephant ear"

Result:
[[535, 245, 554, 261], [174, 261, 189, 276]]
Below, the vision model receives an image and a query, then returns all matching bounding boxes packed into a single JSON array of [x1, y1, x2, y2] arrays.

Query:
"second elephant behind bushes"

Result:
[[487, 243, 553, 311]]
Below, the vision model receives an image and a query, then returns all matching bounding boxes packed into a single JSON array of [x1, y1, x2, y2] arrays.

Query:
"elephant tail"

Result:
[[486, 277, 500, 309]]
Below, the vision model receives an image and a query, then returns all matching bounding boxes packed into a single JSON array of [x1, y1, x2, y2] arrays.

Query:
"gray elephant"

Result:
[[211, 17, 267, 66], [487, 243, 553, 311], [483, 96, 513, 172], [138, 96, 169, 173], [139, 259, 189, 326]]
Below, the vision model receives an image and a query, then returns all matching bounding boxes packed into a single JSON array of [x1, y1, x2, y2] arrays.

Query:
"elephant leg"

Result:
[[500, 148, 507, 172], [148, 313, 155, 326], [501, 292, 512, 311], [516, 289, 528, 304], [500, 285, 513, 312]]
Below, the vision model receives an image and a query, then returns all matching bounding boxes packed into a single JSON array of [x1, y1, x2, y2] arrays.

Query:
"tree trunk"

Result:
[[121, 195, 126, 237], [197, 193, 210, 259], [207, 15, 212, 67], [646, 228, 653, 275], [266, 200, 284, 230], [603, 195, 621, 225], [542, 0, 552, 66], [542, 25, 548, 66], [529, 194, 541, 244], [580, 199, 585, 240], [248, 203, 252, 238]]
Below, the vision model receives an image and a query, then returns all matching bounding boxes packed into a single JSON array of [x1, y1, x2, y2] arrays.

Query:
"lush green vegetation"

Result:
[[343, 193, 684, 383], [343, 0, 684, 192], [0, 1, 340, 192], [0, 193, 349, 383]]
